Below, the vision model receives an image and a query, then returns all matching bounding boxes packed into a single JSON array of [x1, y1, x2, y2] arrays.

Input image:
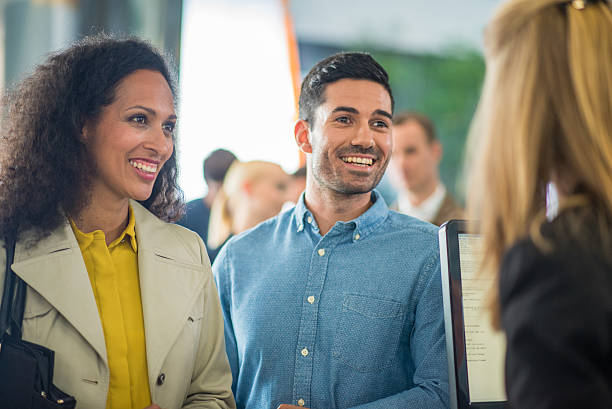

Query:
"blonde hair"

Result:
[[207, 160, 284, 249], [466, 0, 612, 327]]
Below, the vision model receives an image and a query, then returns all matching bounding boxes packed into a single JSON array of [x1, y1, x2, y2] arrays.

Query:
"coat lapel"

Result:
[[131, 201, 206, 390], [11, 203, 207, 389], [11, 220, 107, 363]]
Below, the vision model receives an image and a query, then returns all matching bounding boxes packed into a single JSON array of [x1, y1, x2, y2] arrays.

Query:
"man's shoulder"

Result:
[[184, 197, 208, 214], [433, 192, 464, 226], [177, 198, 209, 227], [385, 209, 439, 238], [225, 209, 294, 249]]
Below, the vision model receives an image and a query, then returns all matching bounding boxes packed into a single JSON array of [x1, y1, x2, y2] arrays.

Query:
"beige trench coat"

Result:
[[0, 201, 235, 409]]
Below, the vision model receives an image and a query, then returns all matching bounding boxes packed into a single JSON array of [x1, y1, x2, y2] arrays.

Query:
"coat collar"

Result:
[[11, 215, 107, 361], [11, 201, 206, 389]]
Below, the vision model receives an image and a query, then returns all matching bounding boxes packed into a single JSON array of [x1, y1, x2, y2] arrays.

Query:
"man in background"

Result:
[[287, 165, 307, 204], [214, 53, 448, 409], [178, 148, 236, 259], [388, 111, 463, 226]]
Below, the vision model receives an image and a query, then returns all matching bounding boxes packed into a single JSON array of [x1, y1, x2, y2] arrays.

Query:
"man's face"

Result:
[[389, 120, 441, 194], [302, 79, 393, 195]]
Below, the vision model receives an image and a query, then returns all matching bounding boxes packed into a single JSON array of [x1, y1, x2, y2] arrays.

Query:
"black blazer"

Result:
[[499, 209, 612, 409]]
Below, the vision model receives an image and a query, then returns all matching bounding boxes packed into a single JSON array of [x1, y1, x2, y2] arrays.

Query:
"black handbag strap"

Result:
[[0, 233, 25, 340], [11, 272, 26, 339], [0, 234, 16, 338]]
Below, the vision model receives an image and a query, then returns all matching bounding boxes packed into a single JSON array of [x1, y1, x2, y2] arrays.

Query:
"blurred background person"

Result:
[[388, 111, 463, 226], [177, 148, 236, 260], [0, 35, 234, 409], [207, 160, 289, 262], [466, 0, 612, 408], [285, 165, 307, 205]]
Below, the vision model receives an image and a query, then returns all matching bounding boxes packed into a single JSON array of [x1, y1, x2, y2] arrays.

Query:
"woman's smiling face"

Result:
[[83, 69, 176, 204]]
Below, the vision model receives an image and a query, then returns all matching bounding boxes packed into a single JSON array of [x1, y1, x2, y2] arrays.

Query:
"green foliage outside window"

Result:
[[371, 48, 485, 201]]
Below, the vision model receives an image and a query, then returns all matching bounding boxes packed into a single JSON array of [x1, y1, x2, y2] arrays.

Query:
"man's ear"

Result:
[[294, 119, 312, 154]]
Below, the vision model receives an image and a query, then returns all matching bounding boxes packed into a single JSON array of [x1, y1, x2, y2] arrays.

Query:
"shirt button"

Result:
[[307, 216, 313, 223], [301, 347, 309, 357], [297, 398, 305, 406], [354, 233, 360, 240], [318, 248, 325, 256], [156, 373, 166, 385], [307, 295, 315, 304]]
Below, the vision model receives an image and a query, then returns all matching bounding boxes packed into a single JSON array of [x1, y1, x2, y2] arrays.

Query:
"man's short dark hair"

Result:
[[203, 149, 237, 183], [298, 52, 394, 126], [393, 111, 437, 143]]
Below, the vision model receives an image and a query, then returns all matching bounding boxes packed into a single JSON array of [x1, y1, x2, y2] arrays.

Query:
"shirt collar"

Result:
[[70, 205, 138, 252], [294, 190, 389, 240], [397, 183, 446, 223]]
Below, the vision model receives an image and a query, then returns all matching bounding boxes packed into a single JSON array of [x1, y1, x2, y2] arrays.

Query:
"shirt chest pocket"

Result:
[[332, 294, 408, 372]]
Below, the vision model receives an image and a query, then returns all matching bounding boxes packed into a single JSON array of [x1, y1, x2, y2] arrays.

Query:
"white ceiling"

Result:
[[290, 0, 502, 54]]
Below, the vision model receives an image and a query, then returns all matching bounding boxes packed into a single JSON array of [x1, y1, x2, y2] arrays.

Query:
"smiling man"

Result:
[[213, 53, 449, 409]]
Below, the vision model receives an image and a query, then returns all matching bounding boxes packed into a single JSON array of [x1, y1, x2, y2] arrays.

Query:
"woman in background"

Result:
[[466, 0, 612, 407], [0, 35, 235, 409], [207, 160, 289, 261]]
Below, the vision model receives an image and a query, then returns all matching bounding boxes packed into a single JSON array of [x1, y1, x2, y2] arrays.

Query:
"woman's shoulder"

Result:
[[500, 209, 612, 408], [500, 209, 612, 307], [131, 201, 207, 264]]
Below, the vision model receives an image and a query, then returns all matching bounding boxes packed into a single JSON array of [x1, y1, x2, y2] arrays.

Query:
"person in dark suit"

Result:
[[388, 111, 463, 226], [466, 0, 612, 408], [177, 149, 236, 261]]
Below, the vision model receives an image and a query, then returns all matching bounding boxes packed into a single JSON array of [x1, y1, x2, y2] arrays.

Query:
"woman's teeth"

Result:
[[342, 156, 373, 166], [129, 160, 157, 173]]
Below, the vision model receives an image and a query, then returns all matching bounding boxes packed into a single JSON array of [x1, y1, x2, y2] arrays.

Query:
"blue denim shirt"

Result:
[[213, 191, 449, 409]]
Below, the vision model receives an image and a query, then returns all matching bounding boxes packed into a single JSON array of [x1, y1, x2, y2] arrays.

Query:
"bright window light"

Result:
[[179, 0, 299, 201]]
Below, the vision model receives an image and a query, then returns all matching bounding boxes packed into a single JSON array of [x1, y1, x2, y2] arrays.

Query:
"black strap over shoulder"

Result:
[[11, 272, 26, 338], [0, 234, 17, 338]]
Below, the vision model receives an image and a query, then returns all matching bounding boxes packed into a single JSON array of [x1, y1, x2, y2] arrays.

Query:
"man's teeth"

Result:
[[129, 160, 157, 173], [342, 156, 373, 166]]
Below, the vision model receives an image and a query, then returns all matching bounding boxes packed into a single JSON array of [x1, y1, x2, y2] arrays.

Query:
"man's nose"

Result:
[[350, 121, 375, 148]]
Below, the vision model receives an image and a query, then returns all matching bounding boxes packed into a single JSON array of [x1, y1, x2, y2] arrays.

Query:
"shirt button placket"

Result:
[[293, 241, 330, 406]]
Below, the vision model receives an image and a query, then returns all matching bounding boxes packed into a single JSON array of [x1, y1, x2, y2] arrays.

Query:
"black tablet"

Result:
[[439, 220, 507, 409]]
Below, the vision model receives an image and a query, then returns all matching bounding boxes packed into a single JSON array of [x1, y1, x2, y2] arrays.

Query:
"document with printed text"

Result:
[[458, 234, 507, 403]]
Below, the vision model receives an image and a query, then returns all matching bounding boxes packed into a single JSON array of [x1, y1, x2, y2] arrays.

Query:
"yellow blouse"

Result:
[[71, 206, 151, 409]]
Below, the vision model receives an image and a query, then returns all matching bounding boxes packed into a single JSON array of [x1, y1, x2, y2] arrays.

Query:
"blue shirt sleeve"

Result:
[[212, 242, 240, 396]]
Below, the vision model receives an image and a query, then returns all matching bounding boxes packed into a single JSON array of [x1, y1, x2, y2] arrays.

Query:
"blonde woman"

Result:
[[466, 0, 612, 407], [207, 161, 290, 261]]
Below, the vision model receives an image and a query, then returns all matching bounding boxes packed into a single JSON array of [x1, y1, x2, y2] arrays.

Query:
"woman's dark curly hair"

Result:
[[0, 34, 184, 238]]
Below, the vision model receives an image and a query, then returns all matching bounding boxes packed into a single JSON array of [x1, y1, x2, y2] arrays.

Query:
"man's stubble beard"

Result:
[[311, 150, 390, 195]]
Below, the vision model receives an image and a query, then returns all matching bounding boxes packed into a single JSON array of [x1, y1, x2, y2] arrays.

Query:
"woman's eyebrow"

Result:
[[126, 105, 177, 120]]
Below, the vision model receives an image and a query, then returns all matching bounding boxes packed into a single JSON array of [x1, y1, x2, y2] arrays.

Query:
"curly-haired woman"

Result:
[[0, 35, 235, 409]]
